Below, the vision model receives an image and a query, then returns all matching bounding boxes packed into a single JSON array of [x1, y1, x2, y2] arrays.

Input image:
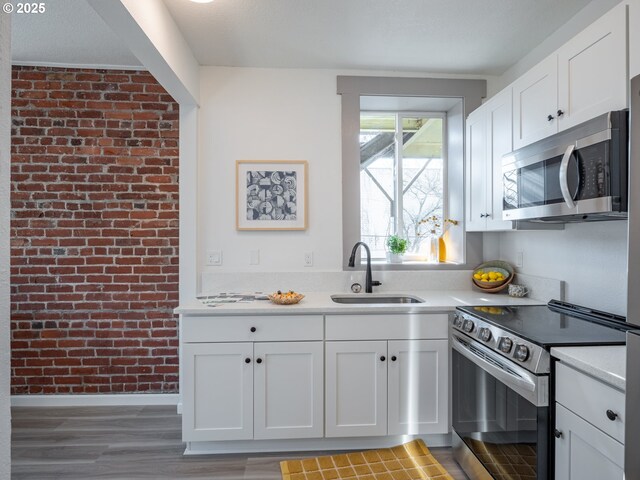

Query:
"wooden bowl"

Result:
[[471, 260, 515, 293], [268, 291, 305, 305]]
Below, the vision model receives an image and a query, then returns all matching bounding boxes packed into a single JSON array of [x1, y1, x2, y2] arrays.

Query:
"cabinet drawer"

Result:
[[556, 362, 625, 443], [325, 314, 448, 340], [182, 315, 323, 342]]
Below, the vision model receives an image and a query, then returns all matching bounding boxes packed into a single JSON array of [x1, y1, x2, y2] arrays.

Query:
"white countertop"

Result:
[[551, 346, 626, 391], [174, 290, 544, 315]]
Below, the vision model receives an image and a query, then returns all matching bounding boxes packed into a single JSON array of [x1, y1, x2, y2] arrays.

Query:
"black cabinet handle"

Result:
[[256, 358, 262, 364], [554, 429, 563, 438], [557, 109, 565, 117], [245, 358, 251, 364], [480, 214, 486, 218], [547, 114, 555, 122], [380, 356, 386, 362], [606, 409, 618, 421], [250, 327, 256, 333], [391, 356, 397, 362]]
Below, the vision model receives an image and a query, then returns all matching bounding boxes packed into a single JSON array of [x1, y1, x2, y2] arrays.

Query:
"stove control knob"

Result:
[[479, 327, 492, 342], [514, 344, 530, 362], [463, 319, 475, 333], [498, 337, 513, 353], [453, 314, 464, 328]]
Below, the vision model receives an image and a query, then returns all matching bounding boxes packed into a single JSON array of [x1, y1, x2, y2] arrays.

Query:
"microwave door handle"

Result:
[[559, 144, 576, 209]]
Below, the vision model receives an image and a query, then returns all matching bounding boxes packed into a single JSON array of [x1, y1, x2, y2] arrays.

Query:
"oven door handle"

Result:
[[559, 143, 577, 209], [451, 333, 548, 407]]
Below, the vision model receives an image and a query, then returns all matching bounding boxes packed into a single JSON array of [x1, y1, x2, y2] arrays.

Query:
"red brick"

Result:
[[11, 66, 179, 395]]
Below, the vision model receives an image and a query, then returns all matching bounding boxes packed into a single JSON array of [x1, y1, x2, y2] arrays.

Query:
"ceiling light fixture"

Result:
[[189, 0, 214, 3]]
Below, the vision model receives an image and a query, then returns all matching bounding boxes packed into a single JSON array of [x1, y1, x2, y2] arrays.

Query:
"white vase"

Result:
[[386, 252, 403, 264]]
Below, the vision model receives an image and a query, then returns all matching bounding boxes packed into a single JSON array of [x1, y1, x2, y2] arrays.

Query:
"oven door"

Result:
[[451, 331, 549, 480]]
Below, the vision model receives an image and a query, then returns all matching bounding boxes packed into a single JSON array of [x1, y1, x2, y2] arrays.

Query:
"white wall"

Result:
[[487, 221, 628, 314], [199, 67, 344, 273], [0, 10, 11, 480], [198, 67, 493, 277]]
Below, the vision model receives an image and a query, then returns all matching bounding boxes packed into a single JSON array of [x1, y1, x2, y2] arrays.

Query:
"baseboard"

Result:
[[11, 393, 179, 407]]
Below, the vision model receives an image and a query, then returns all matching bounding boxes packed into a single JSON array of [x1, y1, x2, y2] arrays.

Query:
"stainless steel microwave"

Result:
[[502, 110, 628, 223]]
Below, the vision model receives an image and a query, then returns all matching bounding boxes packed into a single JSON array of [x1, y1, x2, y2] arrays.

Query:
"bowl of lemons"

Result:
[[472, 261, 514, 292]]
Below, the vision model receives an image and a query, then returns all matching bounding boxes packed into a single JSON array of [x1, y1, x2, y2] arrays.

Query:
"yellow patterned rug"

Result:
[[280, 439, 453, 480]]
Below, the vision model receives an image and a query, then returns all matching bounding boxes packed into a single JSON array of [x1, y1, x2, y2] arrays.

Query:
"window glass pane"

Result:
[[401, 117, 444, 253], [360, 114, 395, 259]]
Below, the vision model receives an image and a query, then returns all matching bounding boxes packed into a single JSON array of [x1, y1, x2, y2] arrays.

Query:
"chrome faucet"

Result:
[[348, 242, 382, 293]]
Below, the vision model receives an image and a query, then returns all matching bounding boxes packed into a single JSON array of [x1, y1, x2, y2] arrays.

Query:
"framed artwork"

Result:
[[236, 160, 308, 230]]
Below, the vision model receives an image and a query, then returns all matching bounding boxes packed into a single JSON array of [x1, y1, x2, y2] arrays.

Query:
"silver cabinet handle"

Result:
[[559, 144, 576, 209]]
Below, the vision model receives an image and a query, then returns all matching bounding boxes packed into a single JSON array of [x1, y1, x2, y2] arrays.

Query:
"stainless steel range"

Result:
[[450, 300, 632, 480]]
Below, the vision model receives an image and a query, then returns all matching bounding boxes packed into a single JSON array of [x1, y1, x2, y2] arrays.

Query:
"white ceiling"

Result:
[[163, 0, 593, 75], [11, 0, 141, 68], [11, 0, 593, 76]]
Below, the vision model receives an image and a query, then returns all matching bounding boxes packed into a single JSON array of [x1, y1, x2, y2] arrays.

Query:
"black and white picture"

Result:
[[245, 170, 297, 221], [236, 161, 307, 230]]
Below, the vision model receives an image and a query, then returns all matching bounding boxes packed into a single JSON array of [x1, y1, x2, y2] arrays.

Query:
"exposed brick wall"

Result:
[[10, 67, 179, 394]]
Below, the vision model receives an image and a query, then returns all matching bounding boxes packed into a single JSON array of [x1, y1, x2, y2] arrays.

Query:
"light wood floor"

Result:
[[11, 405, 469, 479]]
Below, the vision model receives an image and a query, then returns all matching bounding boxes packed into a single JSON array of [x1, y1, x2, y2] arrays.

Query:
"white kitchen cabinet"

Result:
[[512, 55, 558, 150], [557, 4, 628, 130], [465, 108, 488, 232], [512, 3, 627, 149], [182, 315, 325, 443], [387, 340, 449, 435], [184, 340, 323, 442], [325, 313, 449, 438], [182, 342, 254, 441], [254, 341, 323, 440], [554, 363, 625, 480], [465, 88, 513, 231], [555, 404, 624, 480], [325, 340, 388, 437]]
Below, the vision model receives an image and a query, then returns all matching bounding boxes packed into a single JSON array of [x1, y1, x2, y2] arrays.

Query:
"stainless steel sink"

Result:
[[331, 294, 425, 304]]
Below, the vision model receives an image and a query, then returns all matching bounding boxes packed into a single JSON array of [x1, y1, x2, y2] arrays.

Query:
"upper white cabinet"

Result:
[[465, 88, 514, 231], [513, 3, 628, 149], [557, 4, 628, 131], [512, 55, 558, 149]]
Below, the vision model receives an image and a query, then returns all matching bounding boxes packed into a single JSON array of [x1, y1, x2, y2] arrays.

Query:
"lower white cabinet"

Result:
[[554, 362, 625, 480], [325, 339, 449, 438], [183, 342, 254, 441], [183, 341, 323, 442], [325, 341, 388, 437], [555, 403, 624, 480], [387, 340, 449, 435]]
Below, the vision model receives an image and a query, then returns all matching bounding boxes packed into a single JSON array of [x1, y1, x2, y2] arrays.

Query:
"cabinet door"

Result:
[[485, 89, 514, 231], [182, 342, 253, 441], [387, 340, 448, 435], [254, 341, 323, 440], [555, 403, 624, 480], [557, 4, 627, 131], [325, 341, 387, 437], [513, 55, 558, 149], [465, 109, 488, 232]]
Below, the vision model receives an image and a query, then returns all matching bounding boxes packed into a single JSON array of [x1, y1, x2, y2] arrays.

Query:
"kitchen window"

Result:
[[337, 75, 486, 269], [360, 112, 445, 261]]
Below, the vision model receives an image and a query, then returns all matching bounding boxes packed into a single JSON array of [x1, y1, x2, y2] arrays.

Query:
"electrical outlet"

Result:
[[304, 251, 313, 267], [249, 250, 260, 265], [516, 251, 524, 268], [206, 250, 222, 266]]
